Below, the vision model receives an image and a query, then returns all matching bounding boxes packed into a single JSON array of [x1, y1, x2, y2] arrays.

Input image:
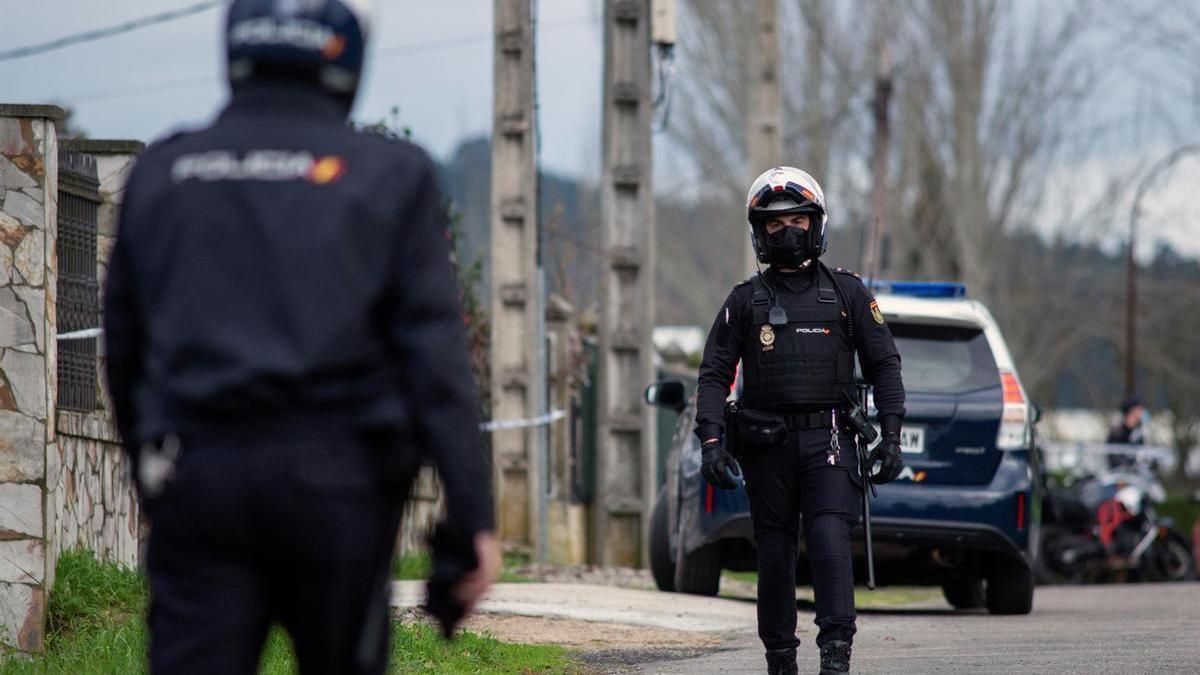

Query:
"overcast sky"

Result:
[[3, 0, 1198, 259], [1, 0, 604, 177]]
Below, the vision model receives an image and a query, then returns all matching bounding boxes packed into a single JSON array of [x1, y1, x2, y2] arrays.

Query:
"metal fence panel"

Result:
[[57, 149, 101, 412]]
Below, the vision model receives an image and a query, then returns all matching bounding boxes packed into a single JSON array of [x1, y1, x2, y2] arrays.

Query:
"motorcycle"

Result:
[[1038, 444, 1196, 584]]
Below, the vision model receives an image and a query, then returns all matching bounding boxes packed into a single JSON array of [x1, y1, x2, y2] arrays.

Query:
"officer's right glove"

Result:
[[701, 438, 742, 490], [866, 432, 904, 484], [424, 523, 478, 638]]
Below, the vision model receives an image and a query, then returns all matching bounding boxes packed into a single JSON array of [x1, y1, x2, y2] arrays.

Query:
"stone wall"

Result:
[[0, 105, 62, 652], [0, 108, 143, 651]]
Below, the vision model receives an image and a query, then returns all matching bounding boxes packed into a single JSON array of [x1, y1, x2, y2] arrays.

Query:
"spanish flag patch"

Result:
[[870, 301, 885, 325]]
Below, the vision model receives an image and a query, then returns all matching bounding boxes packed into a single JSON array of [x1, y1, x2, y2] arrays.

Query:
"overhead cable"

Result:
[[0, 1, 225, 63]]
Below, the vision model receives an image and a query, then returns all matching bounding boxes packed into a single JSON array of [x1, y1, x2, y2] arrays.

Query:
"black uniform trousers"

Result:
[[740, 427, 862, 651], [143, 424, 417, 675]]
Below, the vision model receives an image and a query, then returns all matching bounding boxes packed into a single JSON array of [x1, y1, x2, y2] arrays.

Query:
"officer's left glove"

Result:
[[701, 439, 742, 490], [866, 432, 903, 484]]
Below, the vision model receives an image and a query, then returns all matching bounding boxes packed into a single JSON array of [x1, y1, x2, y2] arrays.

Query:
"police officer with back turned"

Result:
[[103, 1, 498, 672], [694, 167, 906, 675]]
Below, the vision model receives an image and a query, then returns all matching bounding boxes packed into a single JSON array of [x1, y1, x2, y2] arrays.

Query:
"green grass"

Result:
[[719, 570, 941, 608], [1159, 491, 1200, 536], [498, 552, 535, 583], [393, 551, 535, 583], [390, 623, 580, 674], [2, 550, 581, 674], [393, 551, 434, 580], [722, 570, 759, 585], [849, 586, 941, 608]]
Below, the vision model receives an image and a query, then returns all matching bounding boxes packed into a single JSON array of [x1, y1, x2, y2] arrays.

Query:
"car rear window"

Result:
[[888, 323, 999, 394]]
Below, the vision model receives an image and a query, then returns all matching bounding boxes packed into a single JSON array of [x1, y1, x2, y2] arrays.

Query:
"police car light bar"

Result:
[[868, 280, 967, 298]]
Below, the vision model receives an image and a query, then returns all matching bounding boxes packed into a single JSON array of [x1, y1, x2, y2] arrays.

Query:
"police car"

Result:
[[646, 281, 1040, 614]]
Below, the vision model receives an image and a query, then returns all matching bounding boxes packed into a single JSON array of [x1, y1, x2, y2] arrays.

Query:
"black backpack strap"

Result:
[[749, 273, 771, 307], [819, 262, 854, 343], [816, 264, 837, 304]]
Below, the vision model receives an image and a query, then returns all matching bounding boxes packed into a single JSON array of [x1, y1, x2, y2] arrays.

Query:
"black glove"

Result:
[[701, 439, 742, 490], [424, 523, 478, 638], [866, 432, 903, 484]]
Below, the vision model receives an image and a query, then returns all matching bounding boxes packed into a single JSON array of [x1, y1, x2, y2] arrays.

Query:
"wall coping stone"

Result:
[[0, 105, 65, 121], [60, 139, 145, 155]]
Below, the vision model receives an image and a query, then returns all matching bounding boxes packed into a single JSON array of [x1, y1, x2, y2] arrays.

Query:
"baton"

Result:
[[857, 384, 877, 591]]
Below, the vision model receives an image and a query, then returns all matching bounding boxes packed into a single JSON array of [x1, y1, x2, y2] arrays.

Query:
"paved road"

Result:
[[634, 583, 1200, 674]]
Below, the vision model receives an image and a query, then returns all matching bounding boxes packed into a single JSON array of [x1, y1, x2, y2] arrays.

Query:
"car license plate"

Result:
[[898, 426, 925, 454], [870, 425, 926, 454]]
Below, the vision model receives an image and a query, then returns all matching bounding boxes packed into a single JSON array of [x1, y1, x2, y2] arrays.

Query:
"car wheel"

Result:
[[941, 576, 985, 609], [985, 558, 1034, 615], [674, 541, 722, 596], [649, 491, 676, 592]]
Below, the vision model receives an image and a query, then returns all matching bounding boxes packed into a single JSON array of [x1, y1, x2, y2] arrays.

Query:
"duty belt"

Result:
[[781, 410, 834, 430]]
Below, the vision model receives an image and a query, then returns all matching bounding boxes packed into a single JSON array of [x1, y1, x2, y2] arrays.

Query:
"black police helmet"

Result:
[[226, 0, 373, 102]]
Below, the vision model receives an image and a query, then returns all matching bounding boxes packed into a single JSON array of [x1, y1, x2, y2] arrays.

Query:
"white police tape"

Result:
[[57, 328, 104, 340], [479, 409, 567, 432], [52, 324, 562, 433]]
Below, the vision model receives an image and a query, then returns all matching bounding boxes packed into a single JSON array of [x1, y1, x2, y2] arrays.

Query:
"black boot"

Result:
[[765, 647, 798, 675], [819, 640, 852, 674]]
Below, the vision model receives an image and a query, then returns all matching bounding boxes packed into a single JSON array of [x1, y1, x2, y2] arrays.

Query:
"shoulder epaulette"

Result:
[[733, 272, 760, 289], [833, 267, 862, 279]]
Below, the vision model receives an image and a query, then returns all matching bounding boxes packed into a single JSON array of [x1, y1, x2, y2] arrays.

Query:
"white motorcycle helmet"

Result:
[[745, 166, 828, 266]]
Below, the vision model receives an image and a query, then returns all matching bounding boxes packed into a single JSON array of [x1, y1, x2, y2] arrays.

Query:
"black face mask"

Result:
[[766, 227, 809, 268]]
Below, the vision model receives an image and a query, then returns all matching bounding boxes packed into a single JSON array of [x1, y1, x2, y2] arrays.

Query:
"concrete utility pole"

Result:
[[490, 0, 543, 558], [595, 0, 657, 567], [862, 38, 893, 281], [744, 0, 782, 276]]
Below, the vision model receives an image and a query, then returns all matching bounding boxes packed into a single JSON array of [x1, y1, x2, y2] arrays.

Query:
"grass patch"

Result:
[[393, 551, 535, 583], [498, 552, 536, 583], [1159, 491, 1200, 536], [391, 623, 580, 674], [393, 552, 433, 580], [720, 570, 941, 608], [722, 570, 758, 585], [849, 586, 941, 608], [3, 550, 580, 674]]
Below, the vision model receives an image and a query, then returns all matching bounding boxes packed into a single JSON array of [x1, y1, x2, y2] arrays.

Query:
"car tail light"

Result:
[[996, 370, 1030, 450], [1016, 492, 1026, 531]]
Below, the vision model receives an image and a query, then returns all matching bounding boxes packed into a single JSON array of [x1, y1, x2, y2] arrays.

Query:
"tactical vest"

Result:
[[740, 267, 856, 411]]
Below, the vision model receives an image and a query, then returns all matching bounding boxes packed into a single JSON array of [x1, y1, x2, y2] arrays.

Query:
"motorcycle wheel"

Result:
[[1139, 530, 1196, 582], [1035, 526, 1086, 585]]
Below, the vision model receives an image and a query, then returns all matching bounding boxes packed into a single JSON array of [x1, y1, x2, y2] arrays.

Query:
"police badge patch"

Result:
[[870, 300, 885, 325], [760, 324, 776, 351]]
